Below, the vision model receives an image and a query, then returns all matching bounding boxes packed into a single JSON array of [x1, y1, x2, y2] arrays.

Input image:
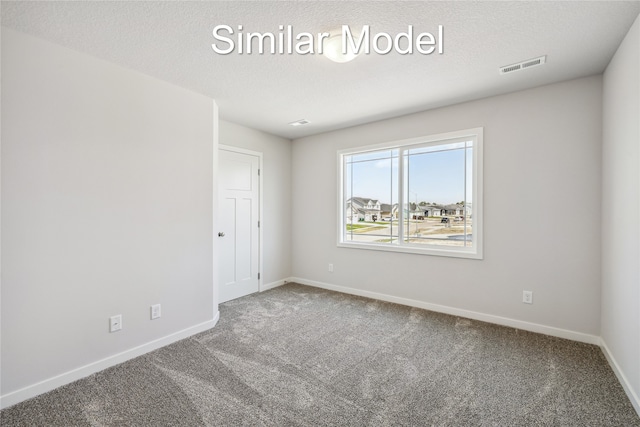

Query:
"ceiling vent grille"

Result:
[[500, 55, 546, 75], [289, 119, 310, 126]]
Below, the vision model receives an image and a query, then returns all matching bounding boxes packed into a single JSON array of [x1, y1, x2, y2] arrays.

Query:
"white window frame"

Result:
[[337, 127, 483, 259]]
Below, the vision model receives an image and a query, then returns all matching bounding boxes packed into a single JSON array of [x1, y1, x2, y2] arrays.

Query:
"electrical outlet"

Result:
[[151, 304, 161, 320], [109, 314, 122, 332], [328, 263, 334, 273], [522, 291, 533, 304]]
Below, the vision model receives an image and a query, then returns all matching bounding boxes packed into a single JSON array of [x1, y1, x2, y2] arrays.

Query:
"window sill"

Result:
[[337, 241, 483, 260]]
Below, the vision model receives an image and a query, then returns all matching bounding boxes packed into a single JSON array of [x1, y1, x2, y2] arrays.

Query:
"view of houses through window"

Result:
[[345, 197, 472, 247], [340, 129, 482, 257]]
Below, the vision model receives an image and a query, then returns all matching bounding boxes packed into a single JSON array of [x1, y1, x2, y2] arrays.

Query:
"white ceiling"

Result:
[[2, 1, 639, 139]]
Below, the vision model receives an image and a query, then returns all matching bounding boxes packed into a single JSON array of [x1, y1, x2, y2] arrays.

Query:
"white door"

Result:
[[218, 148, 260, 303]]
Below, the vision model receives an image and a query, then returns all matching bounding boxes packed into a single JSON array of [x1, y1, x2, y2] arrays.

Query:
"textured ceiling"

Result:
[[2, 1, 639, 139]]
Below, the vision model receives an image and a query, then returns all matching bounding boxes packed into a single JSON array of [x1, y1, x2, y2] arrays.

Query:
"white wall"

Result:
[[292, 76, 603, 340], [1, 28, 217, 406], [601, 14, 640, 412], [219, 120, 292, 287]]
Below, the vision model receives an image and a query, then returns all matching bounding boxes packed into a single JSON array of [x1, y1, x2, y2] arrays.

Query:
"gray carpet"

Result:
[[2, 283, 639, 426]]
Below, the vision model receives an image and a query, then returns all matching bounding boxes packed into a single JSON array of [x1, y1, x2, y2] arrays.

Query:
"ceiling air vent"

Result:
[[289, 119, 310, 127], [500, 55, 546, 75]]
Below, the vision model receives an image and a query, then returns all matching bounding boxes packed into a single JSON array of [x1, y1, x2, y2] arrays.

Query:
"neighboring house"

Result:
[[346, 197, 381, 222], [409, 203, 425, 219], [443, 204, 460, 216], [348, 200, 470, 221], [389, 203, 471, 218], [345, 204, 363, 222], [380, 203, 394, 219], [443, 204, 472, 217], [394, 202, 427, 219], [423, 204, 444, 217]]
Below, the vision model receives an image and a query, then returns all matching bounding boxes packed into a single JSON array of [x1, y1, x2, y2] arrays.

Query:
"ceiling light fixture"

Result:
[[289, 119, 310, 126], [323, 32, 359, 63]]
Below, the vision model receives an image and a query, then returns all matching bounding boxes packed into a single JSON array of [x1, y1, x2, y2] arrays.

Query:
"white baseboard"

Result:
[[289, 277, 600, 345], [600, 338, 640, 416], [0, 312, 220, 410], [260, 278, 288, 292]]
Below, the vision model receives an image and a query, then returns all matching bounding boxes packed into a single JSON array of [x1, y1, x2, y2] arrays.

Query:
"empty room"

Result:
[[1, 1, 639, 425]]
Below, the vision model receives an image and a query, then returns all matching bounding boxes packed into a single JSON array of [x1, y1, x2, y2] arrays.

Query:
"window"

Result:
[[338, 128, 483, 259]]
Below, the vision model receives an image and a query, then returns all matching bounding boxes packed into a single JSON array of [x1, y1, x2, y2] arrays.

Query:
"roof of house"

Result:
[[443, 204, 463, 210], [349, 197, 380, 206]]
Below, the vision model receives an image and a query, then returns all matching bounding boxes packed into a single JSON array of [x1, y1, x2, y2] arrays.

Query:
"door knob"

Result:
[[218, 232, 225, 237]]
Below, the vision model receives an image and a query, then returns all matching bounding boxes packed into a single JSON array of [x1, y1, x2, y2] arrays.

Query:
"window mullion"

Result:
[[389, 151, 393, 242], [398, 149, 405, 245], [464, 143, 468, 247], [349, 157, 354, 241]]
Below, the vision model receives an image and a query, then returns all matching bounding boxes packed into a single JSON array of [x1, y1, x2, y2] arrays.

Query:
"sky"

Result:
[[345, 144, 473, 206]]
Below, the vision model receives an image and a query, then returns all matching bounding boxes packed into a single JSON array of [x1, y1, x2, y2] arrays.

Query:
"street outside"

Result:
[[345, 217, 472, 247]]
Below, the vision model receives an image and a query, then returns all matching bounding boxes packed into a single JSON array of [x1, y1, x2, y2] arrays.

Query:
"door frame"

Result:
[[219, 144, 263, 294]]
